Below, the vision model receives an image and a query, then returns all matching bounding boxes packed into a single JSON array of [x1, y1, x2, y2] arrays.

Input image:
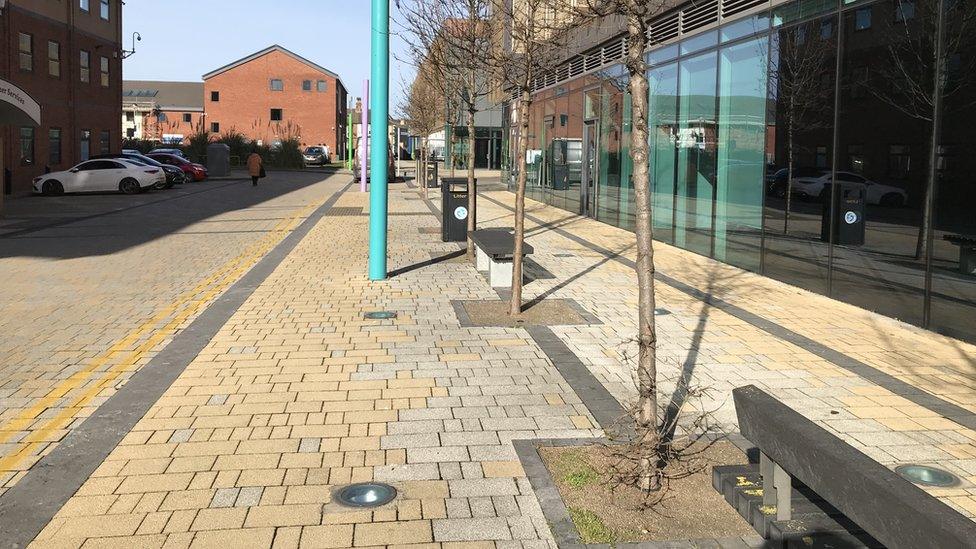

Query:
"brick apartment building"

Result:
[[0, 0, 122, 199], [122, 81, 204, 142], [203, 45, 347, 159]]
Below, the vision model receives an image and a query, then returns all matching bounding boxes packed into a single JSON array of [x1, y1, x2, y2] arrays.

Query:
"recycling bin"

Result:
[[441, 177, 477, 242], [821, 181, 866, 246], [426, 161, 439, 188]]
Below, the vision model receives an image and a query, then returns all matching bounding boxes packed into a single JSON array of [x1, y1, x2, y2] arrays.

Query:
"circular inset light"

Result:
[[895, 464, 961, 487], [364, 311, 397, 320], [335, 482, 397, 508]]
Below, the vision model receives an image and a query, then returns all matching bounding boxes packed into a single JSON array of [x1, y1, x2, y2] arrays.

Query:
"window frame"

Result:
[[80, 50, 91, 83], [302, 80, 312, 92], [211, 122, 220, 133], [80, 0, 90, 12], [49, 128, 63, 165], [100, 0, 110, 20], [100, 56, 109, 87], [18, 33, 33, 72], [270, 79, 284, 91], [20, 127, 35, 165], [211, 91, 220, 102], [854, 7, 872, 30], [99, 130, 111, 154], [183, 113, 192, 123], [317, 80, 328, 92], [48, 40, 61, 77], [270, 108, 283, 122]]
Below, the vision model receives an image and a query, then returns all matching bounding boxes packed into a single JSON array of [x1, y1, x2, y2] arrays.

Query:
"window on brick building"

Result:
[[302, 80, 312, 91], [20, 127, 34, 165], [18, 33, 32, 72], [49, 129, 62, 165], [80, 51, 90, 83], [81, 130, 91, 161], [126, 128, 135, 138], [100, 0, 109, 20], [211, 91, 219, 102], [80, 0, 90, 12], [99, 131, 111, 153], [183, 113, 192, 123], [270, 109, 283, 122], [125, 111, 134, 122], [211, 122, 220, 133], [48, 41, 61, 77], [317, 80, 327, 92], [100, 57, 109, 87], [270, 79, 283, 91]]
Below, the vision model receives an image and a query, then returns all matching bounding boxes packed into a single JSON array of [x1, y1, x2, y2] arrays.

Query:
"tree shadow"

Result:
[[523, 243, 634, 310], [388, 249, 466, 278]]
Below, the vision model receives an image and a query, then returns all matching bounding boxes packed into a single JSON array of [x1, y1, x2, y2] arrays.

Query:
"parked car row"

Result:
[[766, 167, 909, 207], [32, 149, 209, 196]]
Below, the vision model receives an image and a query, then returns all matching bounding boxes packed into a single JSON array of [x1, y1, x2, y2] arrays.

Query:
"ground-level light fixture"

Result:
[[363, 311, 397, 320], [334, 482, 397, 508], [895, 464, 961, 487]]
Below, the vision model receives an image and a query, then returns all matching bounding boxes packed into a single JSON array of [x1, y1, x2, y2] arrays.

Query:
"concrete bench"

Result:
[[469, 229, 534, 288], [732, 385, 976, 549], [944, 234, 976, 275]]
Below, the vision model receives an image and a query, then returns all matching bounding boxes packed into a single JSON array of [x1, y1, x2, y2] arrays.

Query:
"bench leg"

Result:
[[760, 452, 792, 521], [489, 260, 513, 288], [476, 247, 489, 272]]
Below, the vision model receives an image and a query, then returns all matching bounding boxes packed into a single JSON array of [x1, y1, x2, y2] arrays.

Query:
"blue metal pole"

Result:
[[368, 0, 390, 280]]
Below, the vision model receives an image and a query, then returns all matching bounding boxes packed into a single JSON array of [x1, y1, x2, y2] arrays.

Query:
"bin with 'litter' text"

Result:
[[441, 177, 476, 242]]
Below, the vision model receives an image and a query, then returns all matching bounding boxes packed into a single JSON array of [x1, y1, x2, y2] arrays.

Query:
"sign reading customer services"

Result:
[[0, 79, 41, 127]]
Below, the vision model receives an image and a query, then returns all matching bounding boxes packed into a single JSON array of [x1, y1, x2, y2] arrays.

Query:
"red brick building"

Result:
[[202, 45, 347, 159], [0, 0, 122, 199]]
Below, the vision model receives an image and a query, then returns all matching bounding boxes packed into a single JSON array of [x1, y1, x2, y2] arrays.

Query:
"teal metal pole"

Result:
[[368, 0, 389, 281]]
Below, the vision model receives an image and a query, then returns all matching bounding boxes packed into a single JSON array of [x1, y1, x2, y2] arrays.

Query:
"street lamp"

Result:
[[122, 32, 141, 59]]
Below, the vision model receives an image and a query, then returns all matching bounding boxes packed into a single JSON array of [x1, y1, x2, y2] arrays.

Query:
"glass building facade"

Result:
[[504, 0, 976, 344]]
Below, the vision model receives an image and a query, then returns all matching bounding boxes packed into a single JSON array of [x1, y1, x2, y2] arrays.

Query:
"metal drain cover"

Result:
[[335, 482, 397, 507], [895, 464, 961, 487], [364, 311, 397, 320]]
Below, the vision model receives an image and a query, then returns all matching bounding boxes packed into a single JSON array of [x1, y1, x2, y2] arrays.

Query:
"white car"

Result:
[[33, 159, 164, 196], [792, 171, 909, 206]]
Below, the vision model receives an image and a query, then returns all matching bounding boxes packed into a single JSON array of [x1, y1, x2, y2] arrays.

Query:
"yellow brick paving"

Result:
[[29, 179, 976, 547], [0, 174, 331, 495]]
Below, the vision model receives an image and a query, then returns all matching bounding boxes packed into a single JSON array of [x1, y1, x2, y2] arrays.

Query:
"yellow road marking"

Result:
[[0, 201, 318, 471]]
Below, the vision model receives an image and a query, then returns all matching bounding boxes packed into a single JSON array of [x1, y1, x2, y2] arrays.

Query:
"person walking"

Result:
[[247, 149, 264, 186]]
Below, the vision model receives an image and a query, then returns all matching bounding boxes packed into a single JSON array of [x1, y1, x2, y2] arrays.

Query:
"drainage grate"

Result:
[[327, 207, 364, 216]]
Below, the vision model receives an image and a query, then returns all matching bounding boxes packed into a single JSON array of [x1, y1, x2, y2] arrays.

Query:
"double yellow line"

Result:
[[0, 200, 319, 473]]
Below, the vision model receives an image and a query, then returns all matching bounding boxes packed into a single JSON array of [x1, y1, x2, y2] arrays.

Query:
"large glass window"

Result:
[[649, 62, 679, 245], [20, 127, 34, 165], [100, 56, 109, 87], [831, 2, 926, 326], [19, 33, 32, 72], [715, 37, 768, 272], [675, 51, 718, 257], [48, 41, 61, 77], [763, 14, 838, 295], [80, 51, 90, 83], [49, 128, 62, 165]]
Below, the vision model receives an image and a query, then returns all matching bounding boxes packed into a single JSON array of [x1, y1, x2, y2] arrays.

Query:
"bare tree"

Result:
[[400, 77, 441, 199], [399, 0, 496, 257], [870, 0, 976, 259], [492, 0, 573, 316], [565, 0, 670, 492], [766, 20, 834, 234]]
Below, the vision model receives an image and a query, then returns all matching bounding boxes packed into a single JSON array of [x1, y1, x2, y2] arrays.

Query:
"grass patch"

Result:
[[568, 507, 615, 544], [550, 451, 599, 489]]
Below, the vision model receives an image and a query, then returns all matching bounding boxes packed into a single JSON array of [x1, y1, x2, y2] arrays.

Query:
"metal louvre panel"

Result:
[[722, 0, 767, 17], [569, 57, 584, 77], [649, 13, 680, 44], [681, 0, 719, 33]]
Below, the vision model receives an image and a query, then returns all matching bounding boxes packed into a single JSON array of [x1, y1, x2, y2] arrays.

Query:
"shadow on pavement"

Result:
[[0, 171, 341, 260]]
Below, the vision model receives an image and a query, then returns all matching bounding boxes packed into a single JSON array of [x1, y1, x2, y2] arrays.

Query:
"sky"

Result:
[[122, 0, 414, 110]]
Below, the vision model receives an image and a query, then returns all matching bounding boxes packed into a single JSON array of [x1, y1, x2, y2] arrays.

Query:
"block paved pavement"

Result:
[[15, 175, 976, 547]]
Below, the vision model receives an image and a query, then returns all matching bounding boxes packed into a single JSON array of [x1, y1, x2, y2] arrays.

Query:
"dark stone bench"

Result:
[[469, 229, 534, 287], [733, 384, 976, 549], [944, 234, 976, 275]]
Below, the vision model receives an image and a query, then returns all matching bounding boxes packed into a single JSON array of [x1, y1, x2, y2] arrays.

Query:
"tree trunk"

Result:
[[625, 5, 660, 493], [421, 137, 429, 200], [466, 106, 477, 258], [510, 88, 532, 316]]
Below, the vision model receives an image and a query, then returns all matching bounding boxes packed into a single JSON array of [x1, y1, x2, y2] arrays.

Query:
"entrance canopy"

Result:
[[0, 79, 40, 127]]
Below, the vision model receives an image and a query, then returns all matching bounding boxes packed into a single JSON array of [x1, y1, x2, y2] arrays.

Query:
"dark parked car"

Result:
[[147, 148, 187, 158], [303, 146, 330, 166], [147, 153, 208, 182], [94, 152, 185, 188]]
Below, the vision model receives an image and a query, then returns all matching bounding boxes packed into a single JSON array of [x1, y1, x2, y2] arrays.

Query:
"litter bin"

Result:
[[821, 181, 866, 246], [442, 177, 476, 242], [425, 161, 439, 188], [206, 143, 230, 177]]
